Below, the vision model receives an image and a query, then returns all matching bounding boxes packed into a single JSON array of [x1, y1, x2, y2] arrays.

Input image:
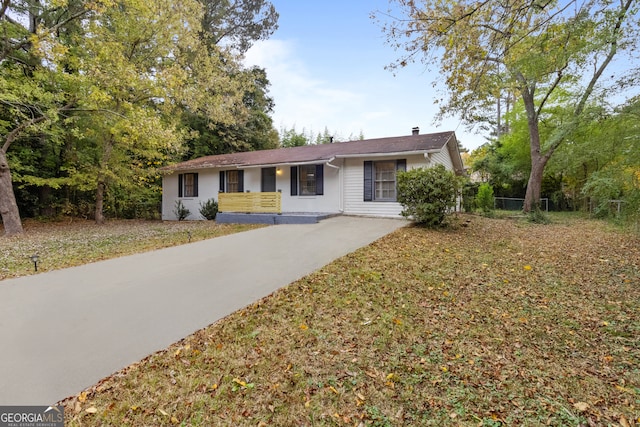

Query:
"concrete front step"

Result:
[[216, 212, 340, 224]]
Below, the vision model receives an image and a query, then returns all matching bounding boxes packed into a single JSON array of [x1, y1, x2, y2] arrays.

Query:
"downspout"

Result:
[[325, 158, 343, 213]]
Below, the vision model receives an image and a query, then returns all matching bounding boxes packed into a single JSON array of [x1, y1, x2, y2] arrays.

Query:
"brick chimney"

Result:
[[412, 127, 419, 135]]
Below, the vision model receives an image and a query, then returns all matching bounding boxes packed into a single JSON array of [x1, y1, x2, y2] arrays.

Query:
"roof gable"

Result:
[[163, 131, 461, 173]]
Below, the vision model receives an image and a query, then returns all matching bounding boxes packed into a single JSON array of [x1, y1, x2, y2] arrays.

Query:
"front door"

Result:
[[261, 167, 276, 192]]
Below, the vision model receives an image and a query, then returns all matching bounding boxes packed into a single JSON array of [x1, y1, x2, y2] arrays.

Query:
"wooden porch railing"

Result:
[[218, 192, 282, 213]]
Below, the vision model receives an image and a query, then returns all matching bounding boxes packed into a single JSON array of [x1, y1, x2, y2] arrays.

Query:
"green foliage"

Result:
[[476, 183, 495, 214], [468, 141, 527, 199], [106, 185, 161, 220], [582, 168, 626, 218], [173, 200, 191, 221], [527, 207, 551, 224], [380, 0, 638, 212], [279, 126, 309, 147], [199, 0, 279, 54], [199, 198, 218, 220], [1, 0, 281, 228], [396, 164, 460, 227], [182, 67, 279, 159], [364, 406, 393, 427], [461, 180, 479, 213]]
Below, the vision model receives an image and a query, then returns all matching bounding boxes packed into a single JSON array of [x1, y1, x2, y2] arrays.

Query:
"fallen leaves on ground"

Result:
[[60, 214, 639, 426], [0, 219, 261, 280]]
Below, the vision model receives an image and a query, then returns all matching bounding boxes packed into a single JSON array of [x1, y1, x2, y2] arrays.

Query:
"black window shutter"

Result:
[[193, 173, 199, 197], [363, 161, 373, 201], [238, 170, 244, 193], [290, 166, 298, 196], [315, 164, 324, 195], [178, 174, 183, 197], [396, 159, 407, 172], [219, 171, 225, 192]]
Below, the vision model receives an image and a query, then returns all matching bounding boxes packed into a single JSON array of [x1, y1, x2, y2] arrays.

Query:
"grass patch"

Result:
[[0, 219, 261, 280], [56, 215, 639, 426]]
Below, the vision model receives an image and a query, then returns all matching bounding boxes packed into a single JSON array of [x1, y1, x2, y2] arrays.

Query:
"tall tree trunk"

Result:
[[95, 137, 113, 225], [524, 154, 549, 212], [0, 150, 24, 236], [521, 85, 543, 213], [95, 180, 105, 224]]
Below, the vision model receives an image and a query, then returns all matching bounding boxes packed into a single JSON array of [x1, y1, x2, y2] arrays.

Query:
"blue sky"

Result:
[[244, 1, 487, 150]]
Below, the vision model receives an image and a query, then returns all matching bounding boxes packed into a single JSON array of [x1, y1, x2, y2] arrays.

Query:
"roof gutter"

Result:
[[324, 157, 340, 169], [334, 149, 440, 159], [240, 157, 337, 169]]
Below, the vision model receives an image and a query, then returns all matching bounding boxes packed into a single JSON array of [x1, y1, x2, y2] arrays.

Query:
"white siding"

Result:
[[162, 170, 220, 220], [278, 162, 342, 213], [162, 146, 459, 220], [162, 163, 342, 220], [342, 149, 456, 218], [343, 154, 426, 218], [429, 148, 454, 170]]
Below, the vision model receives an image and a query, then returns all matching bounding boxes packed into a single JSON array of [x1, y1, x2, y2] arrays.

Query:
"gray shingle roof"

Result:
[[162, 131, 459, 172]]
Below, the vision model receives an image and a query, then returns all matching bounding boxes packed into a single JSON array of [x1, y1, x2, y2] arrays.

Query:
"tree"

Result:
[[0, 0, 257, 233], [551, 95, 640, 215], [76, 0, 253, 224], [380, 0, 639, 212], [183, 66, 279, 159], [181, 0, 281, 159], [0, 0, 97, 235], [280, 126, 310, 147], [314, 127, 334, 145], [199, 0, 279, 54]]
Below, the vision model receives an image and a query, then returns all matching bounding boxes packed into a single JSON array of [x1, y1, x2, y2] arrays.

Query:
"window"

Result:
[[363, 159, 406, 202], [178, 173, 198, 197], [219, 170, 244, 193], [227, 170, 240, 193], [374, 161, 396, 201], [299, 165, 317, 195], [290, 164, 324, 196]]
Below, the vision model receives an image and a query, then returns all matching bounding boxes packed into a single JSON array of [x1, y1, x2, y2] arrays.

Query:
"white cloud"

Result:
[[245, 40, 365, 135], [244, 39, 487, 148]]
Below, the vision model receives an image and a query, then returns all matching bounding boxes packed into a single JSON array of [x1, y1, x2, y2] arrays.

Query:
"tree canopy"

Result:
[[379, 0, 639, 212], [0, 0, 279, 235]]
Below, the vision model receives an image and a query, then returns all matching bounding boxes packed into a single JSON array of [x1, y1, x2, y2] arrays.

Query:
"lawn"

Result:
[[0, 219, 261, 281], [49, 214, 639, 426]]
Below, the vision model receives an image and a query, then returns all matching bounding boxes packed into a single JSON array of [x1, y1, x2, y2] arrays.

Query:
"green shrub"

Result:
[[476, 183, 495, 215], [173, 200, 190, 221], [582, 168, 630, 219], [396, 164, 460, 227], [199, 198, 218, 220], [461, 180, 479, 213], [528, 206, 551, 224]]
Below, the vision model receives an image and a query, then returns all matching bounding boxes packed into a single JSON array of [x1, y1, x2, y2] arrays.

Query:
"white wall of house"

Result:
[[342, 151, 454, 218], [162, 147, 457, 220], [162, 163, 343, 220], [430, 148, 454, 170], [277, 162, 342, 213], [162, 170, 219, 220]]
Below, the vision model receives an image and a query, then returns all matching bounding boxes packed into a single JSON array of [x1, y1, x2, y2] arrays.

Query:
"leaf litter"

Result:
[[53, 214, 639, 426], [0, 219, 260, 281]]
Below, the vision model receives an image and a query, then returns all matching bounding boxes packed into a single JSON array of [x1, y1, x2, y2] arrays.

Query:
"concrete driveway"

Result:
[[0, 216, 406, 405]]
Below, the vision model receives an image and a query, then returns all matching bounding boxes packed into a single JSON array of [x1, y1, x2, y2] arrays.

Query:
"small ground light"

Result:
[[30, 254, 39, 272]]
